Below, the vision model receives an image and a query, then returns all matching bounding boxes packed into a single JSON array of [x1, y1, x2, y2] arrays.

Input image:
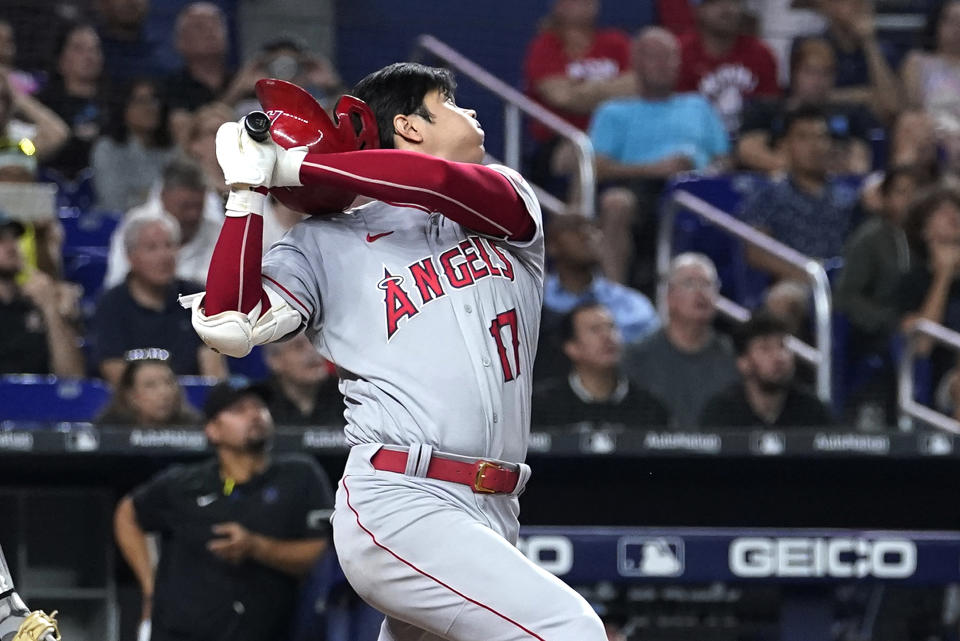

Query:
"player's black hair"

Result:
[[351, 62, 457, 150], [733, 311, 789, 356], [880, 164, 920, 197], [559, 301, 607, 345], [781, 104, 827, 137]]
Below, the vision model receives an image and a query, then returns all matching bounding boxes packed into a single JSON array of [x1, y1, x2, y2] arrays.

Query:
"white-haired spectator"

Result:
[[91, 212, 225, 384], [105, 157, 219, 287], [624, 252, 739, 427]]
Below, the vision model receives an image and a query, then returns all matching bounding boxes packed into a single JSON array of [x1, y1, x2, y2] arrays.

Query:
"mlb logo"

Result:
[[618, 536, 684, 577], [920, 432, 953, 456], [65, 427, 100, 452], [580, 430, 616, 454], [750, 431, 785, 456]]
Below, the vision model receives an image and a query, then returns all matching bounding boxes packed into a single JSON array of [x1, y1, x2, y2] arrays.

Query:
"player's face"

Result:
[[268, 333, 330, 386], [667, 264, 718, 325], [128, 221, 177, 286], [565, 306, 621, 371], [739, 334, 794, 392], [207, 395, 274, 454], [128, 362, 179, 424], [415, 90, 485, 164]]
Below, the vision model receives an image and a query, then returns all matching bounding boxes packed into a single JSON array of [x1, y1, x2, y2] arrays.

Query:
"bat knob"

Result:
[[243, 111, 271, 142]]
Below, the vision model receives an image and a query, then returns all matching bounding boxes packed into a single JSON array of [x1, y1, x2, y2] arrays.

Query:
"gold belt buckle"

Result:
[[473, 460, 504, 494]]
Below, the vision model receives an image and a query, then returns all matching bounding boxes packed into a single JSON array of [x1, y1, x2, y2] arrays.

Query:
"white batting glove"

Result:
[[215, 121, 277, 188], [272, 145, 308, 188]]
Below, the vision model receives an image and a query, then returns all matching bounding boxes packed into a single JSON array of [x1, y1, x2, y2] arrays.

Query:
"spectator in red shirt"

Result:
[[523, 0, 635, 190], [677, 0, 780, 136]]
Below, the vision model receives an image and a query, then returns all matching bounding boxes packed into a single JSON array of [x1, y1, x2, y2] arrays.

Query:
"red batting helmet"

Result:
[[255, 78, 380, 215]]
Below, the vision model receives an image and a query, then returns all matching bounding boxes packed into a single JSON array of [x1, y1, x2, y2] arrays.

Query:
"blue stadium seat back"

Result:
[[178, 377, 218, 410], [829, 311, 890, 415], [868, 127, 888, 172], [62, 246, 109, 308], [662, 173, 770, 305], [59, 207, 120, 249], [291, 547, 382, 641], [831, 312, 852, 414], [228, 346, 268, 380], [0, 375, 110, 421], [889, 334, 933, 406]]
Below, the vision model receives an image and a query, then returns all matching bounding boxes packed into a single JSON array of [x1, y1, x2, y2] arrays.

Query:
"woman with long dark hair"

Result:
[[96, 354, 200, 426], [91, 77, 174, 212], [35, 22, 108, 180]]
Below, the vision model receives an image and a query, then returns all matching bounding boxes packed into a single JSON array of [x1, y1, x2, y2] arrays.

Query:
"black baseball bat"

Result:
[[243, 111, 271, 142]]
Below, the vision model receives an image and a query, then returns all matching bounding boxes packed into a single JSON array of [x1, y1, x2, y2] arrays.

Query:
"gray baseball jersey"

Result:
[[261, 164, 543, 464]]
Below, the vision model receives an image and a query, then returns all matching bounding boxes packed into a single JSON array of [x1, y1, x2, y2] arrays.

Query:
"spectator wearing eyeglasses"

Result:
[[624, 253, 738, 428], [96, 353, 200, 426]]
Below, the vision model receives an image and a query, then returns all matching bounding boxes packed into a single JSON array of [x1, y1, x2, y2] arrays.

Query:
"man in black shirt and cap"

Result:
[[700, 311, 832, 428], [113, 380, 334, 641]]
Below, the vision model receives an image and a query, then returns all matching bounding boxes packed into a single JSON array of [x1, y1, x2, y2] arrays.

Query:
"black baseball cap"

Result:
[[202, 381, 272, 422], [0, 211, 25, 238]]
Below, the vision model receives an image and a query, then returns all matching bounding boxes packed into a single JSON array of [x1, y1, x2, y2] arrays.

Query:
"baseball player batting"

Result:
[[0, 544, 60, 641], [183, 62, 606, 641]]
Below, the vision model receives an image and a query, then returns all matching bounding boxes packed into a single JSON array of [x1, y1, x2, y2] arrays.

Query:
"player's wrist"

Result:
[[225, 188, 267, 217], [273, 147, 307, 187]]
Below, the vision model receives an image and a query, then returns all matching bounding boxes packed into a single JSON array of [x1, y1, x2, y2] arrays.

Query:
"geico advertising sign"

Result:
[[729, 537, 917, 578]]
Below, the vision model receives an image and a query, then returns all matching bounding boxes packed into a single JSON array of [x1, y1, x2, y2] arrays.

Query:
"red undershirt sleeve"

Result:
[[298, 150, 536, 241]]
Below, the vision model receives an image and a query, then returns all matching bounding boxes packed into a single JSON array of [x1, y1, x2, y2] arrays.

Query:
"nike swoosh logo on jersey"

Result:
[[366, 231, 394, 242], [196, 493, 217, 507]]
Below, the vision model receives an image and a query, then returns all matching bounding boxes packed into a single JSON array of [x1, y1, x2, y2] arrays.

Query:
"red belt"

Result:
[[370, 448, 520, 494]]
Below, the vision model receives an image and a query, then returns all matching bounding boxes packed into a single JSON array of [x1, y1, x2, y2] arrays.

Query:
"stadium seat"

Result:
[[178, 377, 219, 411], [0, 375, 110, 422], [661, 173, 771, 308]]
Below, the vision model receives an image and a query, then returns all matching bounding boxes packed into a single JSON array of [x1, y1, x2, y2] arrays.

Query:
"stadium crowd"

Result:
[[0, 0, 958, 434]]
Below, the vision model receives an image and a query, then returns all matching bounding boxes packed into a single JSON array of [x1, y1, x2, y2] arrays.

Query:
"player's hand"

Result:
[[207, 522, 257, 564], [215, 121, 277, 188]]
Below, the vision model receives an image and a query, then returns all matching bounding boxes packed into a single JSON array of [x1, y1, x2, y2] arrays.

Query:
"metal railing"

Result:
[[657, 190, 833, 403], [414, 35, 596, 217], [898, 319, 960, 434]]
